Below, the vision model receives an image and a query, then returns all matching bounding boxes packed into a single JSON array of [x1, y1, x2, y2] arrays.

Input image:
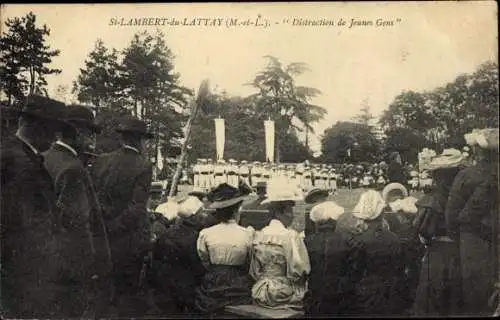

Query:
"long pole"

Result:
[[169, 80, 209, 198]]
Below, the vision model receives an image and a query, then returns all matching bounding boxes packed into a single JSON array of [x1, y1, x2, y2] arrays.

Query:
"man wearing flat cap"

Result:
[[42, 104, 112, 318], [1, 94, 68, 318], [91, 116, 154, 316]]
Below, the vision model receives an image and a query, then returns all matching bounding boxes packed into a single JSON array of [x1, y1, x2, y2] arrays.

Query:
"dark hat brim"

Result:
[[304, 189, 329, 204], [116, 128, 154, 139], [208, 196, 246, 210], [64, 119, 102, 133], [19, 109, 66, 123]]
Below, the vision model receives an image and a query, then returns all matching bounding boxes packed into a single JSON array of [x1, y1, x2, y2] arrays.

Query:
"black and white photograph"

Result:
[[0, 2, 498, 318]]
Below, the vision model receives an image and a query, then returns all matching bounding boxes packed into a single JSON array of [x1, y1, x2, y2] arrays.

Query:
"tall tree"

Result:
[[353, 99, 374, 125], [380, 61, 498, 151], [72, 39, 121, 113], [248, 55, 326, 162], [384, 127, 430, 164], [0, 12, 61, 104], [321, 121, 381, 163], [118, 30, 192, 161]]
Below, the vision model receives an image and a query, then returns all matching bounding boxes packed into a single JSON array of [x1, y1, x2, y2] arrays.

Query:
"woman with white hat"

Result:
[[249, 177, 310, 310], [445, 128, 499, 316], [379, 183, 423, 313], [194, 183, 254, 316], [412, 148, 467, 316], [303, 199, 365, 316], [336, 190, 404, 316]]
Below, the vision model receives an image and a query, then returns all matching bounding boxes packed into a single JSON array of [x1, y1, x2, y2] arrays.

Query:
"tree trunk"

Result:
[[29, 67, 35, 95]]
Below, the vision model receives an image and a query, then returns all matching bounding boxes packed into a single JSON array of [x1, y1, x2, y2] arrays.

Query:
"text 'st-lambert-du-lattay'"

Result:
[[109, 15, 403, 29]]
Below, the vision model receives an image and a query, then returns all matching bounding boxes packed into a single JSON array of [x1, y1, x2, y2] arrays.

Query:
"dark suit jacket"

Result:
[[153, 216, 206, 312], [1, 136, 62, 318], [43, 143, 112, 283], [91, 146, 153, 258], [304, 221, 366, 316]]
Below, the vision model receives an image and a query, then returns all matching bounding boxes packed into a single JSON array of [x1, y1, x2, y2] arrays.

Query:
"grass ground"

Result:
[[177, 184, 423, 232]]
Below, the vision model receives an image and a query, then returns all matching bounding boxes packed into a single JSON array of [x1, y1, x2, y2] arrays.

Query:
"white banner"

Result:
[[214, 118, 225, 161], [264, 120, 275, 163]]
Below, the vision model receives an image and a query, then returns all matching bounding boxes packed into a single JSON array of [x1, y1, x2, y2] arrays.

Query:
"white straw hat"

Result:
[[427, 148, 466, 171], [261, 176, 304, 204], [310, 201, 345, 223], [352, 190, 386, 221], [177, 196, 204, 218]]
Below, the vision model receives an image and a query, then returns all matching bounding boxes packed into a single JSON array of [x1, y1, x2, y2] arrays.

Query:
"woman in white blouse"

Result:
[[194, 182, 254, 315], [249, 177, 311, 310]]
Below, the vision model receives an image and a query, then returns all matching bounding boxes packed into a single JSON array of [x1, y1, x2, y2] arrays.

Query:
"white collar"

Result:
[[56, 140, 78, 157], [15, 133, 39, 155], [223, 219, 237, 225], [123, 144, 140, 154], [269, 219, 286, 230]]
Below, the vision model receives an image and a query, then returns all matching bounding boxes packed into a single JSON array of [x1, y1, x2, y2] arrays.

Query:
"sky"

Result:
[[2, 2, 498, 152]]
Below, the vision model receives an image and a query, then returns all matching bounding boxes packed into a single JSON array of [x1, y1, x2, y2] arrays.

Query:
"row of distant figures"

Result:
[[191, 173, 433, 193], [192, 172, 338, 193]]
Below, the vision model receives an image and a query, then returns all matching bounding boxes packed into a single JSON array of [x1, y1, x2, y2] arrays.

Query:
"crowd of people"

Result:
[[1, 95, 155, 318], [189, 152, 434, 195], [1, 94, 499, 318], [150, 125, 498, 318]]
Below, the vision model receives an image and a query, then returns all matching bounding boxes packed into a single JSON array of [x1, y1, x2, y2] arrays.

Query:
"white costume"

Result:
[[227, 159, 239, 188], [193, 160, 201, 191], [303, 166, 313, 190], [214, 160, 227, 186], [251, 163, 263, 186], [206, 160, 215, 191], [239, 161, 251, 186]]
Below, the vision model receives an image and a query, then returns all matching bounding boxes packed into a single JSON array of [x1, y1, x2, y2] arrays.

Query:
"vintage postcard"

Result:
[[1, 2, 498, 319]]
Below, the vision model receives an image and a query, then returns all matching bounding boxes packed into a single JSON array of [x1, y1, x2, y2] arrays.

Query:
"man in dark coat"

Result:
[[91, 116, 154, 316], [42, 104, 113, 318], [1, 95, 67, 318], [388, 151, 407, 185]]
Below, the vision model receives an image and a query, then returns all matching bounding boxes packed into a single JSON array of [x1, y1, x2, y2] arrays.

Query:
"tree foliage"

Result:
[[0, 12, 61, 104], [73, 30, 192, 161], [72, 39, 121, 110], [247, 56, 326, 161], [321, 121, 381, 163], [189, 92, 313, 163], [384, 127, 430, 164], [380, 61, 499, 150], [352, 100, 375, 126]]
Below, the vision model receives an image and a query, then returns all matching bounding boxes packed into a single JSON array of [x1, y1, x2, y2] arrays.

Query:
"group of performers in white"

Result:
[[192, 159, 338, 193], [190, 159, 438, 194]]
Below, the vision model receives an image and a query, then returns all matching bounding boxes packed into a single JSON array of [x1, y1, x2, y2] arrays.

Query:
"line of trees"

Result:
[[2, 12, 497, 167], [0, 12, 327, 165], [320, 61, 499, 164]]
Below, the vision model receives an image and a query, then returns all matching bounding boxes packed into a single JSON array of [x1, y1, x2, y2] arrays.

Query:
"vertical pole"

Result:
[[169, 100, 201, 198]]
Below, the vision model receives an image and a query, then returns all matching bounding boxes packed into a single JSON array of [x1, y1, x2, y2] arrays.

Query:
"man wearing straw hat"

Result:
[[91, 116, 155, 316], [445, 128, 499, 316]]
